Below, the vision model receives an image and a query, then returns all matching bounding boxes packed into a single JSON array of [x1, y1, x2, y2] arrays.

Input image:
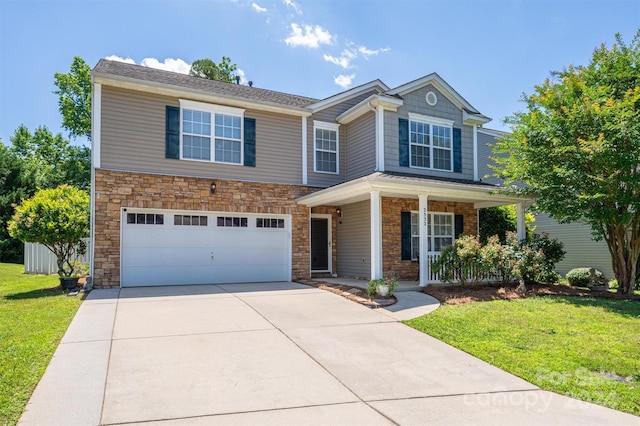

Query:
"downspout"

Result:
[[302, 117, 307, 185]]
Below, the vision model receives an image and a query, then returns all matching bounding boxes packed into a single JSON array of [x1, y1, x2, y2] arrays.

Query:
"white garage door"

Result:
[[121, 209, 291, 287]]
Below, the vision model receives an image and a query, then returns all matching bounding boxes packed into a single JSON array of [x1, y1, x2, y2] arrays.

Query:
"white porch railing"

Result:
[[425, 251, 494, 284], [425, 252, 443, 283], [24, 239, 91, 275]]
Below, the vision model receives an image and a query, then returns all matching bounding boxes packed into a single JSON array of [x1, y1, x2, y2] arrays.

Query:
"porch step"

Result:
[[311, 272, 333, 279]]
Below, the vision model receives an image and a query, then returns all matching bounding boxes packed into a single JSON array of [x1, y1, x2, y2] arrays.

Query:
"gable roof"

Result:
[[92, 59, 319, 114], [92, 60, 490, 122], [386, 72, 481, 114], [306, 79, 390, 112]]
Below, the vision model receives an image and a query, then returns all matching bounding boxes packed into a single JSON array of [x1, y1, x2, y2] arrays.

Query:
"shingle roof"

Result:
[[92, 59, 319, 109], [380, 171, 498, 187]]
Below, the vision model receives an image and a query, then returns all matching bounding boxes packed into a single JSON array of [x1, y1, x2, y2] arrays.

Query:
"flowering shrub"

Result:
[[481, 234, 517, 285], [431, 232, 565, 286], [432, 235, 484, 286], [367, 277, 398, 297]]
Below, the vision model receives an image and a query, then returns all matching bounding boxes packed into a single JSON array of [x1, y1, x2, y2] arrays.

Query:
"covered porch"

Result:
[[298, 172, 530, 286]]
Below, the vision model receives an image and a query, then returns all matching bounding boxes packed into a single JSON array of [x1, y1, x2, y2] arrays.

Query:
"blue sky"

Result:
[[1, 0, 638, 147]]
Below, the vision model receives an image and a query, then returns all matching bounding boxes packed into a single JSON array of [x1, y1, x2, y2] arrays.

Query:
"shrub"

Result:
[[432, 235, 485, 286], [566, 268, 604, 287], [480, 234, 517, 285], [432, 232, 565, 287], [527, 233, 566, 282]]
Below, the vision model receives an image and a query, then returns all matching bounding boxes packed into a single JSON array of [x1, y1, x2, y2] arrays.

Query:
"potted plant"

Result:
[[59, 260, 89, 290], [367, 277, 398, 298]]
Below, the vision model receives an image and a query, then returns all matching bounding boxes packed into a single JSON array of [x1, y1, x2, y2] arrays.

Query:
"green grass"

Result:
[[0, 263, 83, 426], [406, 296, 640, 416]]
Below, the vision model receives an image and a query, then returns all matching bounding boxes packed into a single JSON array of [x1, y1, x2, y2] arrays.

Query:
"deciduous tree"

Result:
[[0, 143, 35, 263], [8, 185, 89, 278], [189, 56, 237, 83], [53, 56, 92, 139], [493, 31, 640, 295], [9, 125, 90, 190]]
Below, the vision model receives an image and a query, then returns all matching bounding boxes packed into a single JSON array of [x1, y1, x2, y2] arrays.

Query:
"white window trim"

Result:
[[410, 211, 455, 260], [408, 113, 455, 172], [179, 99, 246, 165], [313, 120, 340, 174]]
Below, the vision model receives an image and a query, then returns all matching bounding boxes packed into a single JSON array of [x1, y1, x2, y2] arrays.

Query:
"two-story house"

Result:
[[90, 59, 529, 288]]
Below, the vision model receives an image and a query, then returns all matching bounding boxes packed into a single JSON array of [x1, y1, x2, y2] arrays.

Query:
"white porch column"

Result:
[[516, 202, 526, 241], [419, 194, 429, 287], [370, 190, 383, 279]]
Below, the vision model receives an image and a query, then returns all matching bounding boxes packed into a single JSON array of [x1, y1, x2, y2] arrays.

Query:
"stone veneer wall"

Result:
[[93, 169, 319, 288], [381, 197, 478, 280]]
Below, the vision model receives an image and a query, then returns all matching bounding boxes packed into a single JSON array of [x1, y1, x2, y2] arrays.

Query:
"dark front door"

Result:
[[311, 217, 329, 271]]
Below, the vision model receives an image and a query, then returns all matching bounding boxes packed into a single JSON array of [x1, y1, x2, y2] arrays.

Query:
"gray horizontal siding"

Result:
[[534, 213, 614, 279], [346, 112, 376, 180], [477, 131, 503, 185], [307, 90, 379, 187], [100, 86, 303, 184], [384, 84, 474, 181], [337, 200, 371, 278]]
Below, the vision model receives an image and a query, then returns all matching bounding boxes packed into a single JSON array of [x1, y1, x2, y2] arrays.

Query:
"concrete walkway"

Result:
[[19, 282, 639, 425]]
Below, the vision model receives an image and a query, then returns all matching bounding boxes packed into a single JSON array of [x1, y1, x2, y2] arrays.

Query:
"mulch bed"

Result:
[[297, 279, 396, 308], [424, 282, 640, 305]]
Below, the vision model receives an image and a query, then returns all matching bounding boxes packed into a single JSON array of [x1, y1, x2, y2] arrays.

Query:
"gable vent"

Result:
[[426, 91, 438, 107]]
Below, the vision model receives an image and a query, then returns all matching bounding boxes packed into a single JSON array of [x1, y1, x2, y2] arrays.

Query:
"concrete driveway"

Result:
[[19, 282, 639, 425]]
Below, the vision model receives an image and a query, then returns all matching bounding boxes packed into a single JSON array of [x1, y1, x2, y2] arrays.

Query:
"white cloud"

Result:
[[334, 74, 355, 89], [105, 55, 135, 64], [323, 48, 356, 69], [285, 23, 334, 48], [252, 2, 267, 13], [357, 45, 390, 59], [140, 58, 191, 74], [283, 0, 302, 15]]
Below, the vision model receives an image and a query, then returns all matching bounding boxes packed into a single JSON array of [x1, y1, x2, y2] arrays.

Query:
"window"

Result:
[[127, 213, 164, 225], [182, 109, 211, 161], [217, 216, 248, 227], [314, 121, 339, 174], [257, 218, 285, 228], [180, 100, 244, 165], [409, 114, 453, 171], [174, 215, 208, 226], [410, 212, 454, 259]]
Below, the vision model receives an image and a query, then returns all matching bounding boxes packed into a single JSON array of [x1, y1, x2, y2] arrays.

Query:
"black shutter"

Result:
[[454, 214, 464, 239], [399, 118, 409, 167], [401, 211, 412, 260], [165, 106, 180, 159], [244, 117, 256, 167], [453, 127, 462, 173]]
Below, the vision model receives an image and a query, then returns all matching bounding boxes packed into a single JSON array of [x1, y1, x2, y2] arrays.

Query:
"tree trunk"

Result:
[[603, 223, 639, 296]]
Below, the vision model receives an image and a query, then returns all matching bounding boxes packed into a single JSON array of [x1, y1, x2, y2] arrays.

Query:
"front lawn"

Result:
[[0, 263, 83, 425], [406, 296, 640, 416]]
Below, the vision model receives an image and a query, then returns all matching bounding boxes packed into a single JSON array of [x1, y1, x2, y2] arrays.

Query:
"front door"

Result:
[[311, 216, 331, 272]]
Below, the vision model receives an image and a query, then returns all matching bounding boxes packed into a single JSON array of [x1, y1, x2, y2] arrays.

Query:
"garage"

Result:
[[120, 208, 291, 287]]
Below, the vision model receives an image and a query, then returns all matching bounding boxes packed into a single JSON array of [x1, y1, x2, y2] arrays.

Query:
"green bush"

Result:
[[433, 231, 565, 286], [566, 268, 603, 287], [432, 235, 484, 286]]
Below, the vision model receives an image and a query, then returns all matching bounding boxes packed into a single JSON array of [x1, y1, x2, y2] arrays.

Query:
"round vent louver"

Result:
[[426, 91, 438, 106]]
